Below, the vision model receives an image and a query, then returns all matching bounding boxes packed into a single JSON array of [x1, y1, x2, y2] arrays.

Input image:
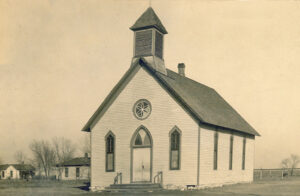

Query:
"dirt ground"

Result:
[[1, 177, 300, 196]]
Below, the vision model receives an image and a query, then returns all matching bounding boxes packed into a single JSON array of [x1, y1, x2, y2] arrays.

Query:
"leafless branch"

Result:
[[14, 150, 28, 164]]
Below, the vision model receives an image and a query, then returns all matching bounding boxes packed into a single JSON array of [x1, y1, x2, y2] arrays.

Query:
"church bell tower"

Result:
[[130, 7, 167, 75]]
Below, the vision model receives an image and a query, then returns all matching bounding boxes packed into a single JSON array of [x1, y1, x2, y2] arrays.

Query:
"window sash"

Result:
[[106, 133, 115, 172], [213, 132, 218, 170], [242, 138, 246, 170], [170, 150, 179, 169], [171, 133, 180, 150], [229, 136, 233, 170], [170, 130, 180, 170], [106, 136, 114, 153], [65, 168, 68, 177], [106, 152, 114, 172], [76, 168, 80, 177]]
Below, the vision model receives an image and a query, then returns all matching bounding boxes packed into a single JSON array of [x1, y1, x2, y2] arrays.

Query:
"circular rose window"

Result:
[[133, 99, 152, 120]]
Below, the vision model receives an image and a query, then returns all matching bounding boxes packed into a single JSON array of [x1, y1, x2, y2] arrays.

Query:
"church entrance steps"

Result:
[[106, 183, 162, 191]]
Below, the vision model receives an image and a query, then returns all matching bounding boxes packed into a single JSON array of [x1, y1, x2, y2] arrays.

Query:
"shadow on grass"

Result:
[[74, 181, 90, 191]]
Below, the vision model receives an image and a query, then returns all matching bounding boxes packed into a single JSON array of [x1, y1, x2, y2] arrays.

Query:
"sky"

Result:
[[0, 0, 299, 168]]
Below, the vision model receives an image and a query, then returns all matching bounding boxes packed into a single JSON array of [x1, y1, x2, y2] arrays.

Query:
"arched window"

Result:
[[105, 132, 115, 172], [170, 127, 181, 170], [132, 127, 151, 147]]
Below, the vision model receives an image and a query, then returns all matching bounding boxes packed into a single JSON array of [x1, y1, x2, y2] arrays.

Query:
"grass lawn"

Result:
[[1, 177, 300, 196]]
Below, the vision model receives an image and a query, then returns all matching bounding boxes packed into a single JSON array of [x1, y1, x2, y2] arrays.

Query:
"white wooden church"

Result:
[[82, 7, 260, 191]]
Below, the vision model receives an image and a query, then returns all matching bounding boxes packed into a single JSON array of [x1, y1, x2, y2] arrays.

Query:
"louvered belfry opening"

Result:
[[131, 7, 167, 60]]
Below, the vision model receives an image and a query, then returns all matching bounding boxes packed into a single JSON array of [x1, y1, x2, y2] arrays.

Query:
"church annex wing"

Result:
[[81, 58, 259, 136]]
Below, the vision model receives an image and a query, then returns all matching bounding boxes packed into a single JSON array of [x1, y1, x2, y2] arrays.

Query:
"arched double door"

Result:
[[130, 126, 153, 183]]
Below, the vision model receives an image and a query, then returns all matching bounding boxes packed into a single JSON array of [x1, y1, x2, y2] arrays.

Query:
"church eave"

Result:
[[130, 25, 168, 34], [81, 61, 141, 132], [81, 58, 259, 136], [140, 60, 259, 136]]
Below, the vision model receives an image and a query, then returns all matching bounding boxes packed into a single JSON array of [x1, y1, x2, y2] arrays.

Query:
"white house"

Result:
[[0, 164, 35, 180], [55, 156, 90, 180], [81, 7, 260, 191]]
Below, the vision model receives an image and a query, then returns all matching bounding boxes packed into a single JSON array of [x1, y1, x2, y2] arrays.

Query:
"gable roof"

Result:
[[0, 164, 35, 171], [130, 7, 168, 34], [0, 165, 9, 170], [155, 69, 259, 136], [81, 60, 141, 132], [56, 157, 90, 167], [81, 58, 259, 136]]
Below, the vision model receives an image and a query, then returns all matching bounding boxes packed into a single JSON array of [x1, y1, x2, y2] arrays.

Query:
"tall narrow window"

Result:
[[229, 135, 234, 170], [213, 132, 218, 170], [10, 171, 13, 178], [242, 137, 246, 170], [76, 167, 80, 178], [106, 132, 115, 172], [2, 171, 4, 178], [170, 128, 181, 170], [65, 168, 68, 177]]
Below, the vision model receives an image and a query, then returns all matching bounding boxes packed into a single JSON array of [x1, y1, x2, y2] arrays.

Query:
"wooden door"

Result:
[[133, 148, 151, 182]]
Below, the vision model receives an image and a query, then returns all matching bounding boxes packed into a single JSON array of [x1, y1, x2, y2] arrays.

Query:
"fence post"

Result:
[[260, 169, 262, 180]]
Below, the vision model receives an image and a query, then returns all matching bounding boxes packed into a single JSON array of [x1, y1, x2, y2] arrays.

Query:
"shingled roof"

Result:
[[0, 164, 35, 171], [0, 165, 9, 170], [130, 7, 168, 34], [56, 157, 90, 167], [155, 68, 259, 136], [82, 58, 259, 136]]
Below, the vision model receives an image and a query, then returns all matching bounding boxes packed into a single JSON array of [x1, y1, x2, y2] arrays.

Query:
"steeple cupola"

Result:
[[130, 7, 167, 75]]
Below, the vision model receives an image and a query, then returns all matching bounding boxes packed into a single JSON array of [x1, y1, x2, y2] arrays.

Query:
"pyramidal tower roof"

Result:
[[130, 7, 168, 34]]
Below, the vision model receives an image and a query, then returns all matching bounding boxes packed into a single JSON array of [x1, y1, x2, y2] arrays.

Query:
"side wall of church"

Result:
[[90, 67, 199, 189], [198, 125, 254, 187]]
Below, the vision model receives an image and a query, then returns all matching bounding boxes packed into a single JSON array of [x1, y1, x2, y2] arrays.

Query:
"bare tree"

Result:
[[14, 150, 27, 164], [281, 158, 291, 169], [281, 158, 291, 176], [52, 137, 76, 179], [290, 154, 300, 176], [30, 140, 56, 177], [79, 133, 91, 156]]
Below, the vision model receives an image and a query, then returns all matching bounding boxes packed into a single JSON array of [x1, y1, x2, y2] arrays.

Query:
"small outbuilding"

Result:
[[56, 156, 90, 180], [0, 164, 35, 180]]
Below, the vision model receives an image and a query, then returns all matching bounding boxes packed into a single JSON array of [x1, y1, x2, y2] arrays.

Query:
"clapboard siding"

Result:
[[90, 66, 255, 190], [91, 67, 198, 189], [0, 166, 20, 179], [199, 126, 254, 187], [59, 166, 90, 180]]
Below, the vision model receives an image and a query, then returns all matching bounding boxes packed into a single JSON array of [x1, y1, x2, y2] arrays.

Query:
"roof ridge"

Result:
[[165, 68, 214, 90]]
